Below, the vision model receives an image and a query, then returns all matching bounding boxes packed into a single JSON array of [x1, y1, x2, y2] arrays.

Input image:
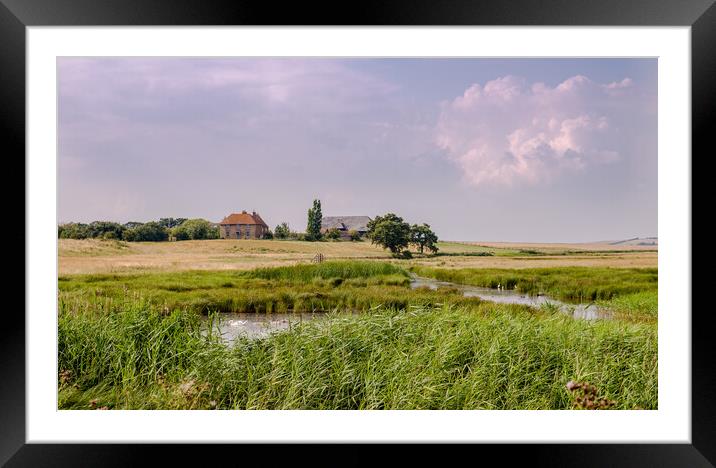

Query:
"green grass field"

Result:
[[58, 260, 658, 409], [59, 262, 484, 314]]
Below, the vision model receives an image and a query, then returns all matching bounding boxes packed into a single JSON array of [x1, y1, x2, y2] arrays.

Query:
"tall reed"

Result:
[[411, 266, 657, 302], [59, 302, 657, 410]]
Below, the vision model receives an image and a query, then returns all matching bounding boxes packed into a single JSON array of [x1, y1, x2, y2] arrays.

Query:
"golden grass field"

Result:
[[58, 238, 658, 275]]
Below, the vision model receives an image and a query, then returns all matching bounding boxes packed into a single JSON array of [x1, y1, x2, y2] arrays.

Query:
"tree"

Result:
[[366, 213, 411, 255], [326, 228, 341, 240], [158, 218, 187, 229], [87, 221, 125, 239], [58, 222, 90, 239], [182, 219, 208, 239], [58, 221, 125, 240], [122, 222, 168, 242], [410, 223, 439, 254], [348, 230, 362, 241], [170, 219, 219, 240], [305, 199, 323, 241], [171, 224, 190, 241], [274, 222, 290, 239]]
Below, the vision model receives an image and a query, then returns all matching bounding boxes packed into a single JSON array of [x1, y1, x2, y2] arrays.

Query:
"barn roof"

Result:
[[321, 216, 372, 232], [219, 211, 268, 227]]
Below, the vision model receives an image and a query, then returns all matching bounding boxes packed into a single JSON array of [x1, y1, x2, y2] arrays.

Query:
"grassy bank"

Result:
[[410, 266, 657, 302], [241, 261, 407, 281], [59, 261, 490, 314], [598, 291, 658, 323], [59, 261, 659, 319], [59, 302, 657, 410]]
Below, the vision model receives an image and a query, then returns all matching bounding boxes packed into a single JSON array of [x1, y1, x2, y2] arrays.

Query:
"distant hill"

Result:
[[608, 237, 658, 246]]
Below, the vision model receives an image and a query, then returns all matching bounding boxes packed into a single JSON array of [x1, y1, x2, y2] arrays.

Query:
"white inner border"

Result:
[[27, 27, 690, 443]]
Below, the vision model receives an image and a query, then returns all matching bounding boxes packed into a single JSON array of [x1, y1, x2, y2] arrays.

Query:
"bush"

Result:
[[393, 250, 413, 259], [58, 223, 90, 239], [122, 222, 168, 242], [348, 230, 362, 241], [170, 219, 219, 240], [59, 217, 218, 242], [171, 225, 190, 241], [326, 228, 341, 240], [158, 218, 187, 229], [261, 230, 274, 240], [274, 223, 291, 240], [87, 221, 125, 239], [58, 221, 125, 240]]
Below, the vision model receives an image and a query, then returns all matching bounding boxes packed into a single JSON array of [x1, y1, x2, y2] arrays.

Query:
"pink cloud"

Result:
[[436, 75, 632, 187]]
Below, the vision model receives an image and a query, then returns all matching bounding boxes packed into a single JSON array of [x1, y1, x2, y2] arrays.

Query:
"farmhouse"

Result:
[[219, 211, 269, 239], [321, 216, 372, 239]]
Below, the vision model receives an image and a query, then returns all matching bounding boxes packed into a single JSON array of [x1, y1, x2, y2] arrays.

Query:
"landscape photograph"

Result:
[[57, 57, 657, 410]]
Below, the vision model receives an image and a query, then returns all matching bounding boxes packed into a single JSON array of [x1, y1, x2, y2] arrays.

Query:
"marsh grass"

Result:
[[242, 261, 407, 281], [599, 291, 658, 323], [433, 252, 495, 257], [59, 282, 484, 315], [58, 261, 476, 315], [411, 266, 657, 302], [57, 260, 658, 409], [58, 299, 210, 391], [58, 302, 657, 410]]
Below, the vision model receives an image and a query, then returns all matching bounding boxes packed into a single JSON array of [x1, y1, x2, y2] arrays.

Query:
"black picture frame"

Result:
[[3, 0, 711, 465]]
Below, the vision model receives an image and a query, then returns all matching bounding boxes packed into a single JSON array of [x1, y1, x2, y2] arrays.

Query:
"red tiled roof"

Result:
[[219, 211, 268, 227]]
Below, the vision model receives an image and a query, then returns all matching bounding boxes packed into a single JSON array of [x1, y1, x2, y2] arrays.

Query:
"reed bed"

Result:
[[58, 283, 484, 315], [59, 302, 657, 410], [411, 266, 657, 302], [241, 261, 407, 281], [57, 260, 658, 409], [59, 261, 477, 315], [598, 291, 658, 323]]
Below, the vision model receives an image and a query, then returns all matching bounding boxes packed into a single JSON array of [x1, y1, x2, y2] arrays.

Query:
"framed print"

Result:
[[3, 0, 712, 465]]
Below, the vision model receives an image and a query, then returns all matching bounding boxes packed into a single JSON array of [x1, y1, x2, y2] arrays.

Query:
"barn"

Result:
[[320, 216, 372, 240]]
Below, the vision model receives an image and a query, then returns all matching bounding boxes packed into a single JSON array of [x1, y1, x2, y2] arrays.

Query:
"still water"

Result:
[[409, 275, 611, 321], [206, 275, 611, 342], [204, 312, 326, 342]]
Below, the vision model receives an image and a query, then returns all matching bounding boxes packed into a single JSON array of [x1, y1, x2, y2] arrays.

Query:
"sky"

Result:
[[58, 58, 657, 242]]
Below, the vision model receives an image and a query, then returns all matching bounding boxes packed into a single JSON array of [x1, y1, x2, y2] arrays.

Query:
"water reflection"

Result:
[[409, 275, 611, 321], [204, 312, 325, 343], [205, 276, 612, 343]]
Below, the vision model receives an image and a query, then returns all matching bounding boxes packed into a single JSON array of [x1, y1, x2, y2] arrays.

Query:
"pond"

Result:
[[204, 312, 327, 342]]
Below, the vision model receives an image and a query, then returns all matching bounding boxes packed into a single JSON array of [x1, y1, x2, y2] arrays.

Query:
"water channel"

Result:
[[207, 274, 611, 342]]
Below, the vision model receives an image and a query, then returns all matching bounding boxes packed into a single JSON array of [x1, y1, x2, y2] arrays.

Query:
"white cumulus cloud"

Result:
[[436, 75, 631, 187]]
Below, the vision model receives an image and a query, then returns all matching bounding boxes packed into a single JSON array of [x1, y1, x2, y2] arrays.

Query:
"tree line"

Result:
[[58, 200, 440, 255], [58, 218, 220, 242], [366, 213, 439, 258], [277, 199, 440, 257]]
